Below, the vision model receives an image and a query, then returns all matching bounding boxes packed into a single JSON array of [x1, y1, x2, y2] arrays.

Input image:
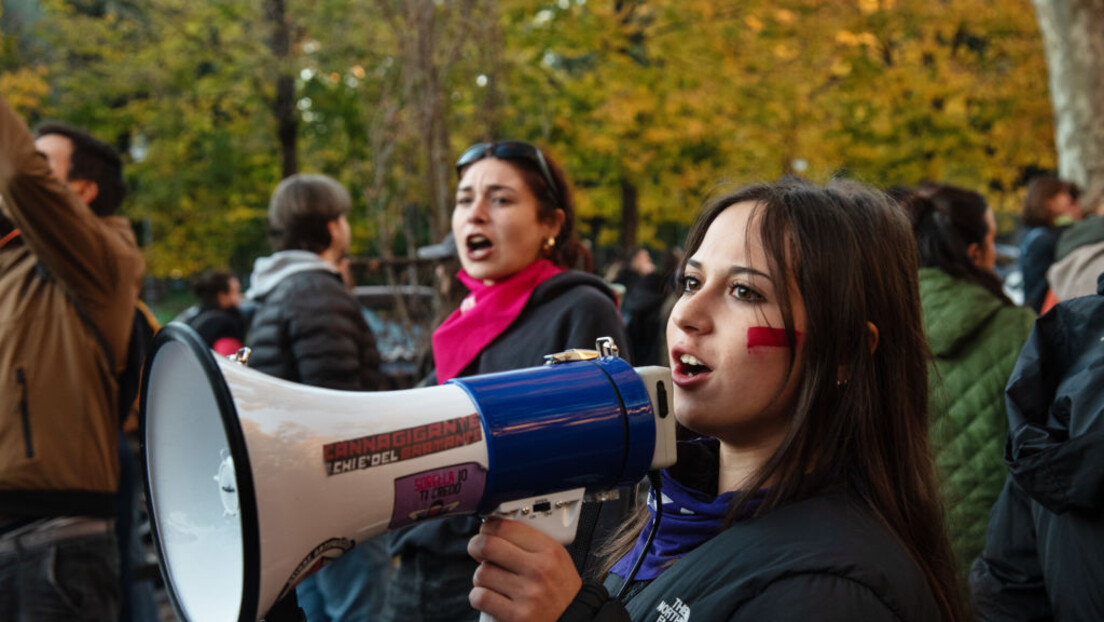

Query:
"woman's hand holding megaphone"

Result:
[[468, 516, 581, 622]]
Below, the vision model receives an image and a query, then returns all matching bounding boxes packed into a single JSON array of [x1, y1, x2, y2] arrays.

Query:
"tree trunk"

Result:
[[1031, 0, 1104, 207], [476, 1, 505, 141], [620, 176, 639, 250], [264, 0, 298, 178], [405, 0, 453, 239]]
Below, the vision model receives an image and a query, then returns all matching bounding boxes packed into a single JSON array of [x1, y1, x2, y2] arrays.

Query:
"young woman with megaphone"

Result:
[[466, 179, 968, 622]]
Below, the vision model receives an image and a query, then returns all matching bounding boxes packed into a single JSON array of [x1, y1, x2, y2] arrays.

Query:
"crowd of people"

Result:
[[1, 82, 1102, 622]]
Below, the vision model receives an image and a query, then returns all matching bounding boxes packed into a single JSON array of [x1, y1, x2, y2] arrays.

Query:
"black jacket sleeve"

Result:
[[558, 583, 630, 622]]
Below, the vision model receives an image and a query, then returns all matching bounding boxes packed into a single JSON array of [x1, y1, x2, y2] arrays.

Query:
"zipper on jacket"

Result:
[[17, 367, 34, 458]]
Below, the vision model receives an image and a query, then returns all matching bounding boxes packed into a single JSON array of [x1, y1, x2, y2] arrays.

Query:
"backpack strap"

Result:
[[33, 262, 120, 418], [34, 262, 117, 371]]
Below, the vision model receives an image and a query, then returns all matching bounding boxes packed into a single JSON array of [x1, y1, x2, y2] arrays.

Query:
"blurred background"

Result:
[[2, 0, 1099, 360]]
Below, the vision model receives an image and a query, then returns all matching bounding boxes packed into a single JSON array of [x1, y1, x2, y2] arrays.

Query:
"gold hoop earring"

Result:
[[543, 236, 556, 254]]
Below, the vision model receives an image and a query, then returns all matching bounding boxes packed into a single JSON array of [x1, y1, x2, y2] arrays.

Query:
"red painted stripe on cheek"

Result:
[[747, 326, 804, 350]]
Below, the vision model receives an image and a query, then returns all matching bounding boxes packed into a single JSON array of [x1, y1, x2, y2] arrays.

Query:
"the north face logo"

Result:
[[656, 597, 690, 622]]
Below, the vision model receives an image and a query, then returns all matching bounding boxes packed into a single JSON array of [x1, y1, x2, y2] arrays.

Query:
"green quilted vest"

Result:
[[919, 268, 1035, 578]]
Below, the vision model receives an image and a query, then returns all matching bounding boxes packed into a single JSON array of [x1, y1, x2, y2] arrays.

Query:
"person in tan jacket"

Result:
[[0, 93, 144, 621]]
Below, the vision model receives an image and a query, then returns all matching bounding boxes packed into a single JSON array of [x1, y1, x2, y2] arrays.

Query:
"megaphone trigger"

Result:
[[482, 487, 587, 545]]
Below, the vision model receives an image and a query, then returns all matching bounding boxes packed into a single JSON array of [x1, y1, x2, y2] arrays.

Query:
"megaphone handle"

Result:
[[475, 488, 588, 622]]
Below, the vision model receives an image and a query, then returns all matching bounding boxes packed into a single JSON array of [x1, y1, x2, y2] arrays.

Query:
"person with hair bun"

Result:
[[385, 141, 629, 621], [904, 183, 1035, 575], [466, 178, 966, 622]]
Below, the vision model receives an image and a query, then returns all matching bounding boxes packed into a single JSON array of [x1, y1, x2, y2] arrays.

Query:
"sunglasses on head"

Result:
[[455, 141, 563, 208]]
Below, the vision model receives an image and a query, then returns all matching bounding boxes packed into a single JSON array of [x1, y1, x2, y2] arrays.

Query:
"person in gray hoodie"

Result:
[[245, 173, 387, 621]]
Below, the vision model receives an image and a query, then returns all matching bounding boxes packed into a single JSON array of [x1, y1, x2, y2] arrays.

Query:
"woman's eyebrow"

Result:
[[686, 258, 770, 280], [729, 265, 770, 279], [456, 183, 515, 194]]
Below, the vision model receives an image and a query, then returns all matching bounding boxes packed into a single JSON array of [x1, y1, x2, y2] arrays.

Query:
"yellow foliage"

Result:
[[837, 30, 860, 46], [830, 59, 853, 77], [10, 0, 1056, 263], [773, 42, 800, 60], [0, 68, 51, 114], [858, 0, 881, 14]]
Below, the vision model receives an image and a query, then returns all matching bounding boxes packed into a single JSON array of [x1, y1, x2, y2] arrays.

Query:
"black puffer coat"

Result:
[[187, 306, 246, 350], [245, 250, 384, 392], [970, 275, 1104, 620]]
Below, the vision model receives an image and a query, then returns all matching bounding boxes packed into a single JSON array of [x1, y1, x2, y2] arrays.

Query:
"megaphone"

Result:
[[140, 323, 676, 622]]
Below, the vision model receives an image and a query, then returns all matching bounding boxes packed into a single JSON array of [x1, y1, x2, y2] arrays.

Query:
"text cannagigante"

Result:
[[322, 414, 483, 476]]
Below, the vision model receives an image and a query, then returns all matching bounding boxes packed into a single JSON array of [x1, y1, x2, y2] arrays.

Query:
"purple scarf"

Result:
[[610, 445, 764, 582]]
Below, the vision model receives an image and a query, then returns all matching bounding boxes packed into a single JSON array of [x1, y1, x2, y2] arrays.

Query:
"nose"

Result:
[[669, 291, 711, 336], [465, 196, 490, 224]]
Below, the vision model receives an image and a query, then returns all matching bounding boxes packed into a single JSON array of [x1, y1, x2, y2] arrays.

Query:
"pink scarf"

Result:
[[432, 259, 565, 383]]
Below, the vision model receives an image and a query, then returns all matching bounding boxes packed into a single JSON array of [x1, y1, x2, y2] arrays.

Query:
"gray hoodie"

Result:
[[246, 249, 338, 301]]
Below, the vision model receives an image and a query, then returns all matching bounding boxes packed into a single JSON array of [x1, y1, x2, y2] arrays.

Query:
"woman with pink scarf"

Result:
[[385, 141, 630, 621]]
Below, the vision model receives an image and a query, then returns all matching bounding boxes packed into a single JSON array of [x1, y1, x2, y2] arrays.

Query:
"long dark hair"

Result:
[[904, 183, 1012, 305], [602, 178, 965, 620]]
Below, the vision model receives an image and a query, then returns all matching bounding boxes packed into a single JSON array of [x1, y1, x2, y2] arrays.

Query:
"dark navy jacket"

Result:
[[970, 275, 1104, 621]]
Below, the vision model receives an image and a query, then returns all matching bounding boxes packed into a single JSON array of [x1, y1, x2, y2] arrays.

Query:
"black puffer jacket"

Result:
[[970, 276, 1104, 621], [187, 306, 246, 350], [245, 250, 384, 391]]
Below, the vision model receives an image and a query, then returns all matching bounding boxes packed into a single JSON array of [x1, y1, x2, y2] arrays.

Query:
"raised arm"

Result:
[[0, 95, 142, 304], [0, 93, 143, 367]]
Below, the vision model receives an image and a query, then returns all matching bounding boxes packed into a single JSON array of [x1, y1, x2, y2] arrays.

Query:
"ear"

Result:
[[545, 208, 566, 237], [326, 218, 341, 243], [866, 321, 879, 354], [966, 242, 984, 269], [836, 322, 880, 385], [216, 290, 232, 309], [71, 179, 99, 208]]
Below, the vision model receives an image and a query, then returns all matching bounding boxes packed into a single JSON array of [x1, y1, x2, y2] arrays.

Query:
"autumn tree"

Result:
[[495, 0, 1053, 249], [0, 0, 1059, 276]]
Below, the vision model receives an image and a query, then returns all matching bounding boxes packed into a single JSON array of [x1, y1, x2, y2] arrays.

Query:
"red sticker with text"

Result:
[[322, 413, 483, 476]]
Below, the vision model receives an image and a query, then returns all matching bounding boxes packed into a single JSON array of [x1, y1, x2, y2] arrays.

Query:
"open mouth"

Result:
[[677, 353, 712, 377], [466, 234, 493, 257]]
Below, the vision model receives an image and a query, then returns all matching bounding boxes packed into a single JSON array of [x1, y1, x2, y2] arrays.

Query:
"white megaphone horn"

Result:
[[140, 323, 676, 622]]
